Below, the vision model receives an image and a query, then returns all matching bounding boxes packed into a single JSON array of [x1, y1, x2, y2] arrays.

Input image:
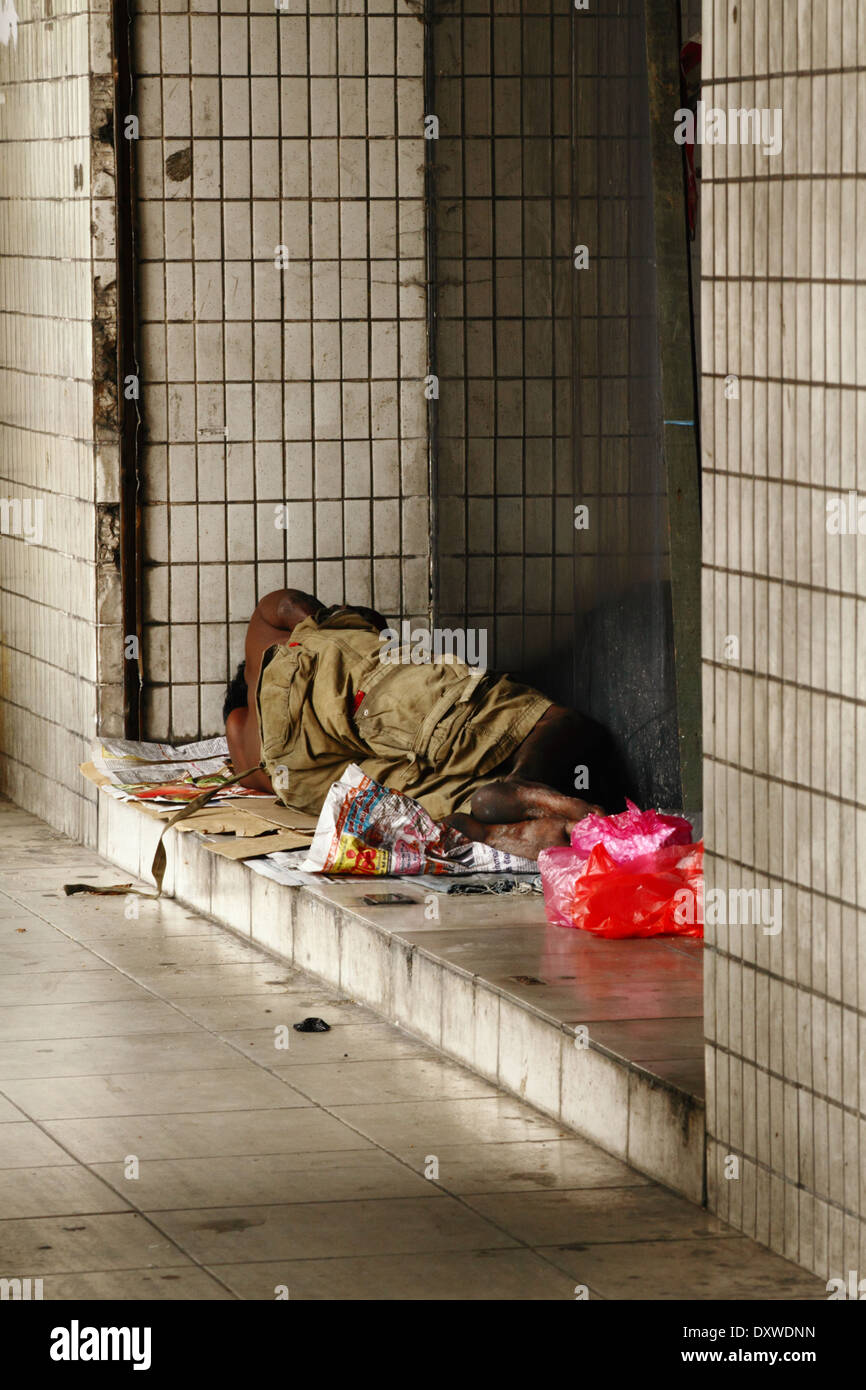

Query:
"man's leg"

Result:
[[508, 704, 628, 802], [473, 704, 627, 820], [445, 811, 575, 860], [444, 704, 629, 855], [468, 778, 602, 825]]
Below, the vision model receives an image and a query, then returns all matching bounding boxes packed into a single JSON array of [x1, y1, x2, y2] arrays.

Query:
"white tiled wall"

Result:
[[0, 1, 117, 845], [702, 0, 866, 1278], [434, 1, 574, 691], [135, 0, 430, 739]]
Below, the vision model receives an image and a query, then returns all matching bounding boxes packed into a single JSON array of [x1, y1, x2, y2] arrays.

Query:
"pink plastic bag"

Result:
[[568, 799, 693, 864], [539, 801, 702, 938]]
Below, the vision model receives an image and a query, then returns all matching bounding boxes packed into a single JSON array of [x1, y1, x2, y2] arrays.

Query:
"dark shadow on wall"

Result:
[[523, 577, 679, 811], [576, 579, 680, 810]]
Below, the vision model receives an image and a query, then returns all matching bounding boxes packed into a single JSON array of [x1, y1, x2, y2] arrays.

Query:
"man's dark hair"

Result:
[[223, 661, 247, 723]]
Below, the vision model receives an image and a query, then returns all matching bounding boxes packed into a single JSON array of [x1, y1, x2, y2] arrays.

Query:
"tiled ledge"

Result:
[[97, 789, 706, 1205]]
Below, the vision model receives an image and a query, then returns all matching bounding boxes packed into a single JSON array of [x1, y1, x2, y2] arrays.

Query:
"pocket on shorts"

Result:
[[354, 660, 470, 762], [257, 646, 316, 764]]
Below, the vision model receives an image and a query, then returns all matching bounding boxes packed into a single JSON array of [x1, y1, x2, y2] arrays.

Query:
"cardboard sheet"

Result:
[[199, 829, 314, 859], [242, 802, 319, 833]]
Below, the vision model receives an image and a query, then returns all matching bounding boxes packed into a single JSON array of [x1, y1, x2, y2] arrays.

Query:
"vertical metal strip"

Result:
[[423, 0, 439, 628], [112, 0, 143, 737]]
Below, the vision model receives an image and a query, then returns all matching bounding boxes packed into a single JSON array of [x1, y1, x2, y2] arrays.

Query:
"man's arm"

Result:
[[254, 589, 324, 631], [244, 589, 323, 696], [225, 706, 272, 791]]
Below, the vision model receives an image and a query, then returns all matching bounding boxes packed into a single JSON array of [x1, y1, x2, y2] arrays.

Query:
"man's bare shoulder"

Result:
[[254, 589, 324, 631]]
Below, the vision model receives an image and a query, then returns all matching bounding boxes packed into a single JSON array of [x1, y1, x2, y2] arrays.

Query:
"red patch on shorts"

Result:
[[353, 690, 365, 714]]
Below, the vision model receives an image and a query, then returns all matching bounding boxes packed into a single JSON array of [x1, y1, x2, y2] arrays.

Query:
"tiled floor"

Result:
[[0, 798, 824, 1300]]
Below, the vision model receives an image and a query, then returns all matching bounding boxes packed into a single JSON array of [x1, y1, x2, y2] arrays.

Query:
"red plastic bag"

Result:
[[542, 828, 706, 939]]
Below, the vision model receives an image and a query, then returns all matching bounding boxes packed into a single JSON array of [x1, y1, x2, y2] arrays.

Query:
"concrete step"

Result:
[[97, 789, 706, 1205]]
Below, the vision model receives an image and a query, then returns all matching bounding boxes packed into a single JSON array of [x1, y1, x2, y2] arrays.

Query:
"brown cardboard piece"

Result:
[[240, 801, 319, 833], [147, 796, 318, 837], [197, 829, 313, 859]]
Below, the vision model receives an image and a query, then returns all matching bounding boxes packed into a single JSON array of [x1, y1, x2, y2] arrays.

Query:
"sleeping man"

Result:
[[224, 588, 626, 859]]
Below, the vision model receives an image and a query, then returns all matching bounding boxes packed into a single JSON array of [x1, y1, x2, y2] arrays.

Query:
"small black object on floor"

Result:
[[293, 1017, 330, 1032]]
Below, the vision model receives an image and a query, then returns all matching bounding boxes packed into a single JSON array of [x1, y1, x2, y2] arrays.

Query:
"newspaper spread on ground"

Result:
[[244, 853, 540, 892], [93, 737, 231, 785], [91, 737, 270, 802], [299, 763, 537, 876]]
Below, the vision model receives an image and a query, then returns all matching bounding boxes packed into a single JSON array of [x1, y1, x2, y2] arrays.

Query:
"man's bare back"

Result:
[[223, 590, 387, 793]]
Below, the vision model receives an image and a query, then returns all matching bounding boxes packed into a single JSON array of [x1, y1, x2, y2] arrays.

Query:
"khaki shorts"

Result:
[[256, 612, 552, 821]]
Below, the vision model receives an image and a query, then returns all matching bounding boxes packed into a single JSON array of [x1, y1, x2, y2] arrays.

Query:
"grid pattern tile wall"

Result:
[[0, 1, 112, 845], [135, 0, 430, 740], [570, 0, 678, 808], [433, 0, 575, 697], [423, 0, 682, 806], [433, 1, 683, 808], [701, 0, 866, 1277]]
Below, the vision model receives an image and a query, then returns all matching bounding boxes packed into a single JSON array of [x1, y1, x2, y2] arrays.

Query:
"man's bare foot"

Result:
[[444, 811, 572, 859], [469, 778, 603, 825]]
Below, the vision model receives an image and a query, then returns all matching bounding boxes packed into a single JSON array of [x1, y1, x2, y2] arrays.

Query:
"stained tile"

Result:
[[0, 970, 150, 1007], [413, 1138, 650, 1195], [215, 1249, 579, 1301], [0, 1031, 246, 1081], [129, 962, 303, 999], [4, 1067, 308, 1120], [329, 1097, 568, 1155], [177, 993, 367, 1032], [0, 1000, 199, 1042], [0, 1165, 130, 1219], [541, 1236, 827, 1300], [83, 936, 272, 971], [225, 1021, 431, 1066], [280, 1057, 499, 1107], [150, 1196, 517, 1263], [0, 1121, 72, 1168], [40, 1267, 234, 1300], [92, 1149, 432, 1211], [43, 1106, 371, 1163], [463, 1186, 730, 1248], [0, 1213, 192, 1274], [0, 941, 109, 974], [587, 1017, 706, 1061], [0, 1093, 27, 1122]]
